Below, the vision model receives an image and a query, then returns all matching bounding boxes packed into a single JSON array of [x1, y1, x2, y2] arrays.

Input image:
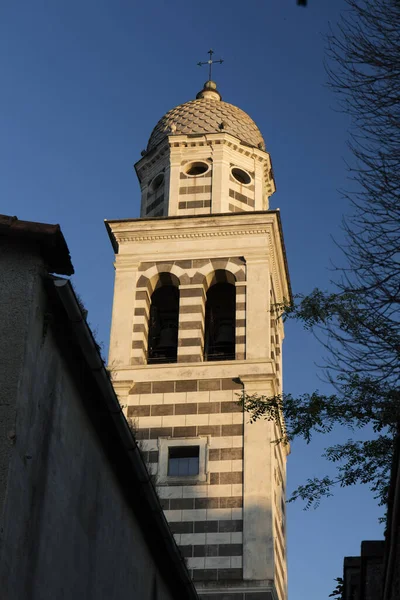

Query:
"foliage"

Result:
[[329, 577, 344, 599], [243, 0, 400, 509], [242, 385, 396, 508]]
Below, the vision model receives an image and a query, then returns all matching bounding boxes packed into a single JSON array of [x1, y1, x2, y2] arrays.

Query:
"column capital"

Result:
[[239, 373, 275, 394], [111, 379, 134, 402]]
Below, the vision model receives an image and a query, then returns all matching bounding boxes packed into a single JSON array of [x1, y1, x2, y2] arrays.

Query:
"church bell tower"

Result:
[[106, 69, 291, 600]]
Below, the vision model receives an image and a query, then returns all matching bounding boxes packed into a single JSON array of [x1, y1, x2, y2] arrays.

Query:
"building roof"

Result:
[[147, 81, 265, 152], [0, 214, 74, 276]]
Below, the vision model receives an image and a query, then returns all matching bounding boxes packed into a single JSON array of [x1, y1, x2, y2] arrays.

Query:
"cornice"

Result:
[[135, 133, 273, 180], [114, 227, 271, 244], [111, 379, 134, 400], [106, 211, 291, 303]]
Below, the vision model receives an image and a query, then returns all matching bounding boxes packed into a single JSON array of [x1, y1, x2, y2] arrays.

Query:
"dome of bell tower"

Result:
[[135, 79, 276, 219], [147, 81, 265, 152]]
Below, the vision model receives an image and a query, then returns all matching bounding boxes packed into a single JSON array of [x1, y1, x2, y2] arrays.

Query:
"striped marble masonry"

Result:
[[130, 258, 246, 365], [177, 160, 212, 215], [128, 383, 245, 583], [273, 435, 287, 598], [270, 281, 282, 387]]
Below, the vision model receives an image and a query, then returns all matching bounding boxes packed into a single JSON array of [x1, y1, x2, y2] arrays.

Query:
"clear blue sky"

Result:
[[1, 1, 384, 598]]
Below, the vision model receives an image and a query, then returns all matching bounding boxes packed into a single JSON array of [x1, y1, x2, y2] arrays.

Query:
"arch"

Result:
[[191, 260, 244, 291], [150, 271, 180, 292], [204, 270, 236, 362], [205, 269, 236, 291], [147, 273, 180, 364]]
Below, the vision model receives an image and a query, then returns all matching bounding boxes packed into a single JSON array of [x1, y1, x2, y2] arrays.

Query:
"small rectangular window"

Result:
[[168, 446, 199, 476]]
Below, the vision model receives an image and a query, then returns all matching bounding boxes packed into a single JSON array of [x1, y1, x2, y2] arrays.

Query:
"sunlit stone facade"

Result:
[[107, 80, 290, 600]]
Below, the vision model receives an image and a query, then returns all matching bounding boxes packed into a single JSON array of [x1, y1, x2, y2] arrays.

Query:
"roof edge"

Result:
[[48, 277, 198, 599], [0, 214, 74, 276]]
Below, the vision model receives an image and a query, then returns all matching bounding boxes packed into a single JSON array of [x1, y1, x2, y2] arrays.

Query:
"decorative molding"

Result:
[[112, 379, 134, 401], [115, 228, 270, 244], [111, 223, 287, 303]]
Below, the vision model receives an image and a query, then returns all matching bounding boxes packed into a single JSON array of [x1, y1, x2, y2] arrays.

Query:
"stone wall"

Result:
[[0, 240, 194, 600]]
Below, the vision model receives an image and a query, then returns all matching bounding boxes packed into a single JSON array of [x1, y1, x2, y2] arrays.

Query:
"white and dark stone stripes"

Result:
[[130, 385, 245, 581], [178, 199, 211, 210], [171, 521, 243, 572], [170, 519, 243, 535], [136, 257, 245, 283], [146, 193, 165, 215], [134, 423, 243, 441], [235, 283, 246, 360], [180, 543, 242, 558], [229, 174, 255, 191], [191, 567, 242, 582], [131, 288, 151, 364], [270, 283, 282, 386], [179, 184, 212, 195], [274, 517, 286, 574], [160, 496, 242, 511], [181, 543, 243, 575], [197, 592, 272, 599], [228, 166, 256, 215], [131, 258, 246, 365], [141, 446, 243, 463], [178, 285, 205, 362], [178, 170, 212, 214], [129, 377, 242, 395], [128, 399, 242, 418], [229, 188, 255, 209]]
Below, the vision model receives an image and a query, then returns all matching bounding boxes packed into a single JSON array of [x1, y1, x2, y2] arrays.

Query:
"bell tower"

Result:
[[106, 74, 291, 600]]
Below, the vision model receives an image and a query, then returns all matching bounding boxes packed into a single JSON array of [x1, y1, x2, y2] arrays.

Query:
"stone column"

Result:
[[130, 285, 151, 365], [177, 284, 205, 363], [235, 282, 246, 360]]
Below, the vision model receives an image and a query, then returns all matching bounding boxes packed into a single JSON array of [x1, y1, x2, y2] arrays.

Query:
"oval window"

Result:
[[231, 167, 251, 185], [150, 172, 164, 192], [185, 161, 209, 177]]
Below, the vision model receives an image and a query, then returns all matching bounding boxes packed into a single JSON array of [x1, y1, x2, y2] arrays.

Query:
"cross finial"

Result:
[[197, 49, 224, 81]]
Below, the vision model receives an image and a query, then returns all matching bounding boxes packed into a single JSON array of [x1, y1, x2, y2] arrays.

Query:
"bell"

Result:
[[157, 322, 177, 350], [214, 318, 235, 347]]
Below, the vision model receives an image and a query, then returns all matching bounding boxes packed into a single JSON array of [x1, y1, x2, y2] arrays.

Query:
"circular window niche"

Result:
[[150, 172, 165, 192], [231, 167, 252, 185], [184, 161, 210, 177]]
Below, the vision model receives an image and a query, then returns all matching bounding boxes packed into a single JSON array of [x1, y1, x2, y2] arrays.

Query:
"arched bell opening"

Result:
[[204, 271, 236, 362], [147, 274, 180, 364]]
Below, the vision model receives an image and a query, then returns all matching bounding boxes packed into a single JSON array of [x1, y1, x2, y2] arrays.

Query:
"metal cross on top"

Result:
[[197, 49, 224, 81]]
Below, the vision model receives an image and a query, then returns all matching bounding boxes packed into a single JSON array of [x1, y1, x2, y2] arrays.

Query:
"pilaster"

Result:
[[211, 146, 230, 214], [235, 282, 246, 360], [168, 144, 183, 215], [245, 258, 271, 360], [241, 375, 276, 583], [108, 261, 139, 368]]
